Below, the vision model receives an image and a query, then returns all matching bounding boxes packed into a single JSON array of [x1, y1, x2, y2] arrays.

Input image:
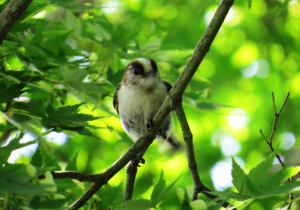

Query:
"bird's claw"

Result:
[[131, 158, 145, 167], [146, 119, 154, 131]]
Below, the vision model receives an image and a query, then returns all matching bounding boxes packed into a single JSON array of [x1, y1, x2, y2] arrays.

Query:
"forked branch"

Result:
[[260, 92, 293, 209]]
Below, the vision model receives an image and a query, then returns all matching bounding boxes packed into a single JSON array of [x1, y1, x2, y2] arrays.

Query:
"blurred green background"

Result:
[[1, 0, 299, 209]]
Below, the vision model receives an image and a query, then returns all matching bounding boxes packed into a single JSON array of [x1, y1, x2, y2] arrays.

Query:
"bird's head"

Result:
[[122, 58, 161, 92]]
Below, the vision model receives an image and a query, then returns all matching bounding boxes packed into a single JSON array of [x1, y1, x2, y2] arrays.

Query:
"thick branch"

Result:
[[123, 148, 148, 201], [0, 0, 33, 45], [123, 163, 138, 201], [68, 0, 234, 209]]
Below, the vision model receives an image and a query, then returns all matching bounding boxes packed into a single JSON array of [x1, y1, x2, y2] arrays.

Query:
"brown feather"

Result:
[[163, 80, 172, 93], [113, 83, 122, 115]]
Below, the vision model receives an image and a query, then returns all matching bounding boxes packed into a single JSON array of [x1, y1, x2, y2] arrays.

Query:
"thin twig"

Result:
[[278, 92, 290, 115], [269, 92, 290, 145], [260, 92, 293, 209], [38, 171, 102, 182], [175, 104, 234, 209], [260, 130, 285, 166], [272, 92, 277, 114]]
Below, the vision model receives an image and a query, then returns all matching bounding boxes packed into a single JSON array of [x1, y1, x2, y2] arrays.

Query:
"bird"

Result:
[[113, 58, 181, 150]]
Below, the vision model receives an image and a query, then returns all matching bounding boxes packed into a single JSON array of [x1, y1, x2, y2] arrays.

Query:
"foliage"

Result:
[[210, 155, 300, 209], [1, 0, 300, 209]]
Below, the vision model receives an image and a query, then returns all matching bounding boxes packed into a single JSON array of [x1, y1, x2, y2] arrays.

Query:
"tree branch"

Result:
[[0, 0, 33, 45], [175, 104, 234, 209], [66, 0, 234, 208], [269, 92, 290, 145], [123, 148, 148, 201], [38, 171, 102, 182], [260, 92, 293, 209]]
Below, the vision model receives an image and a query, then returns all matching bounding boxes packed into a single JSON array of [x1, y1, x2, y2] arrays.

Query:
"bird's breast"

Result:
[[118, 83, 167, 121]]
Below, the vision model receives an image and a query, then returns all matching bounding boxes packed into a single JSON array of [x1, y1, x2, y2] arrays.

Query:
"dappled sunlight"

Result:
[[211, 128, 241, 156], [220, 134, 241, 156], [280, 132, 296, 150], [227, 108, 250, 129], [241, 59, 272, 79], [231, 42, 259, 67], [210, 157, 244, 191], [7, 133, 37, 164]]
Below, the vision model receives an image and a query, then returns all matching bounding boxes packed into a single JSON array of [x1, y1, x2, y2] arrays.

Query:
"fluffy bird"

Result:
[[113, 58, 174, 143]]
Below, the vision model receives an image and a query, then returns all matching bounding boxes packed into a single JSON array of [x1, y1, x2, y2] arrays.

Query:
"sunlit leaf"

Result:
[[248, 152, 275, 184], [231, 157, 247, 193], [261, 166, 300, 189]]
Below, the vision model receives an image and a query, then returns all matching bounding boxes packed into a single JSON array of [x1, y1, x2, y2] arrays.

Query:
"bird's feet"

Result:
[[131, 158, 145, 167], [146, 119, 154, 131]]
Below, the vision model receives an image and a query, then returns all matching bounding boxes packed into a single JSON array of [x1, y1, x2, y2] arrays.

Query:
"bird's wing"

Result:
[[113, 83, 122, 115], [163, 80, 172, 93]]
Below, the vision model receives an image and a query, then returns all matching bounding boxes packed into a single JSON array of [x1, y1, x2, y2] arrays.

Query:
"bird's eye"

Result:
[[132, 68, 141, 75]]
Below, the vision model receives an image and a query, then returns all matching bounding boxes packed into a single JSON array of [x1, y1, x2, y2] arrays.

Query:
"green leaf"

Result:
[[31, 144, 43, 168], [207, 191, 251, 201], [207, 200, 228, 210], [244, 176, 265, 197], [42, 103, 99, 128], [1, 69, 44, 83], [41, 30, 74, 54], [261, 166, 300, 189], [21, 0, 48, 22], [39, 145, 60, 170], [151, 171, 181, 205], [31, 25, 44, 45], [107, 67, 124, 86], [0, 83, 26, 104], [57, 2, 97, 11], [0, 133, 37, 165], [0, 164, 48, 196], [151, 171, 166, 204], [122, 199, 154, 210], [248, 153, 275, 184], [86, 21, 111, 42], [65, 151, 79, 171], [64, 10, 77, 30], [190, 200, 207, 210], [96, 184, 123, 207], [260, 180, 300, 197], [0, 123, 17, 132], [29, 196, 67, 209], [231, 157, 247, 193]]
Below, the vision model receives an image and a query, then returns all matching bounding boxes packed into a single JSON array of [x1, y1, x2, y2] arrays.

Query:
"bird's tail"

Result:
[[166, 132, 182, 152]]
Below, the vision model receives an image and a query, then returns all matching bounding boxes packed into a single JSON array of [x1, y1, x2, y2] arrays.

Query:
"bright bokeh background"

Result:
[[1, 0, 300, 209]]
